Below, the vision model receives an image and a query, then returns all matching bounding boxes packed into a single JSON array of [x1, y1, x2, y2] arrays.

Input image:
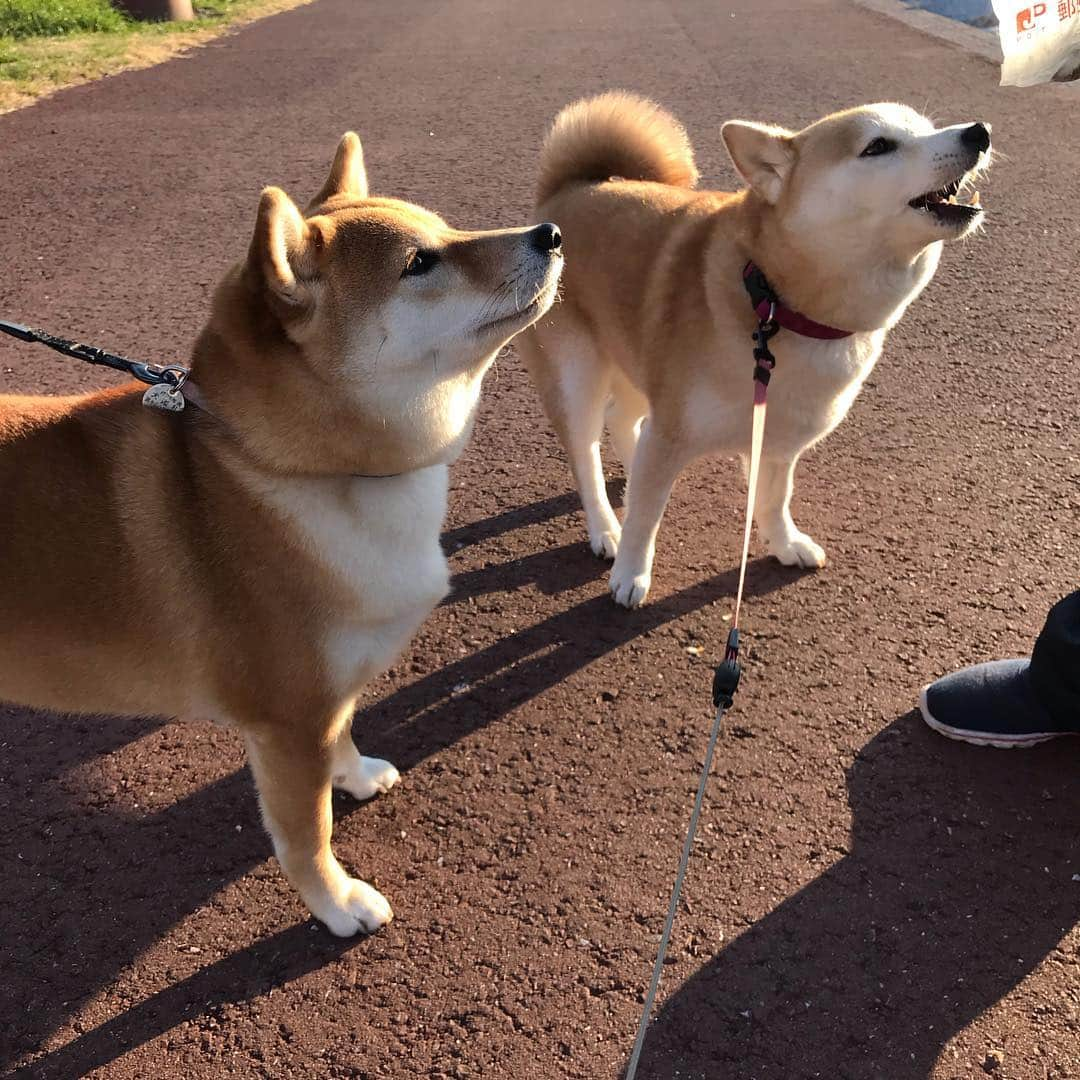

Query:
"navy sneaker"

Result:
[[920, 591, 1080, 749]]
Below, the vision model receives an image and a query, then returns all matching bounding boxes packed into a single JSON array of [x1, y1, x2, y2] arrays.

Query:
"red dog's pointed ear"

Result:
[[308, 132, 369, 211], [722, 120, 795, 204], [250, 186, 316, 305]]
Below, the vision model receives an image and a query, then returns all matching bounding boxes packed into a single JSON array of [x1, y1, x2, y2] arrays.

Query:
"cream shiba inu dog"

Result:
[[519, 93, 990, 607], [0, 134, 562, 935]]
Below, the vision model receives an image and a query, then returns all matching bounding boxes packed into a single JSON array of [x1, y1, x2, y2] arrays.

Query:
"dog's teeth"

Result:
[[971, 190, 981, 206]]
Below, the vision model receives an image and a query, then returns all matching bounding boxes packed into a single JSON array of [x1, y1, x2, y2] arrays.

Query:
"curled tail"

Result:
[[536, 91, 699, 206]]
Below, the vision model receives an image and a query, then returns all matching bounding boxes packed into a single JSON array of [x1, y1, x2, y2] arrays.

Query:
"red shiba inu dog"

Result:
[[0, 133, 563, 935]]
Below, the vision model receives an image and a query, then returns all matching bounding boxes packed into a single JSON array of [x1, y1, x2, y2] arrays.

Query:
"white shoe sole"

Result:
[[919, 686, 1065, 749]]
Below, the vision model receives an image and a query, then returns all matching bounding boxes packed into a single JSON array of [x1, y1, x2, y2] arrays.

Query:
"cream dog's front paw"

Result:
[[769, 531, 826, 569], [589, 527, 621, 560], [333, 755, 400, 802], [609, 554, 652, 608], [315, 878, 394, 937]]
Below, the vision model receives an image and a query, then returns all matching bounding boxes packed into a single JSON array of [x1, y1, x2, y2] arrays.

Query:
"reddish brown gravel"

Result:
[[1, 2, 1078, 1078]]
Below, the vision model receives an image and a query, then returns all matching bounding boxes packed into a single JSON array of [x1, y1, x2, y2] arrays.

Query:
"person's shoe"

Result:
[[920, 591, 1080, 749], [920, 659, 1074, 748]]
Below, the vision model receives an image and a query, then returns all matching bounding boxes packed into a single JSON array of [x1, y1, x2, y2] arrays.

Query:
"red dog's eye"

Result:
[[402, 250, 439, 278]]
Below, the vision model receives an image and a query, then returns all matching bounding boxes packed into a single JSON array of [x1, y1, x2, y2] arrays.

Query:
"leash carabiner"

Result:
[[127, 361, 190, 389]]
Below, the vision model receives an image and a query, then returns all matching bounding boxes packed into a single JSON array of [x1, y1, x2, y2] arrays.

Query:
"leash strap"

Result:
[[733, 383, 768, 629], [732, 316, 777, 630], [0, 316, 211, 416], [0, 317, 411, 475], [624, 291, 777, 1079], [0, 318, 190, 390], [624, 694, 732, 1080]]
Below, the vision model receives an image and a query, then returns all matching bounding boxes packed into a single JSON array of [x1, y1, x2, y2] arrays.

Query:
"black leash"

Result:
[[0, 318, 410, 474], [0, 318, 189, 390]]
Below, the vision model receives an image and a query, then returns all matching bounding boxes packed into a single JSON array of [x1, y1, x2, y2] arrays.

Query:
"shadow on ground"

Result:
[[2, 493, 799, 1078], [628, 711, 1080, 1080]]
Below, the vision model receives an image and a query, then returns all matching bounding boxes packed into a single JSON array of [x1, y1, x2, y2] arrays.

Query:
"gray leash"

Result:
[[624, 634, 742, 1079]]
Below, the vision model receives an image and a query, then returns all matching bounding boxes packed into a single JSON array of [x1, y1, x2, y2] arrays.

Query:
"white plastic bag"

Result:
[[992, 0, 1080, 85]]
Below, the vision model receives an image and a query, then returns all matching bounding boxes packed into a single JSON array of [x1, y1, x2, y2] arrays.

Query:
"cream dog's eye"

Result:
[[402, 250, 439, 277], [860, 136, 897, 157]]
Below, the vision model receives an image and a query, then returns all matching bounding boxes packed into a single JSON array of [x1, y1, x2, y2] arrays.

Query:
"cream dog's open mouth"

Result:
[[908, 175, 982, 226]]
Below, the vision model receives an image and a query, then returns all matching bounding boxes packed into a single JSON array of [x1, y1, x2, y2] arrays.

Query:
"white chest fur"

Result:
[[687, 328, 885, 458], [257, 466, 452, 695], [764, 329, 885, 451]]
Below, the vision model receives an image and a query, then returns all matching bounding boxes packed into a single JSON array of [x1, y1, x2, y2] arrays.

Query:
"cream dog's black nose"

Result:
[[530, 223, 562, 252], [961, 122, 991, 153]]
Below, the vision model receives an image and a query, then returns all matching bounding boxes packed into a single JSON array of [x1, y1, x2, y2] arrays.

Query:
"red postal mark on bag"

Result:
[[1017, 2, 1048, 31]]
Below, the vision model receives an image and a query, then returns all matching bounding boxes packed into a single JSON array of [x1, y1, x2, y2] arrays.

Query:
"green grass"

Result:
[[0, 0, 130, 40], [0, 0, 310, 111], [193, 1, 249, 15]]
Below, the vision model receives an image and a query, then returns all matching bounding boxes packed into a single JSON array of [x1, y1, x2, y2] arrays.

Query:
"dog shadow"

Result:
[[3, 492, 801, 1077], [7, 920, 355, 1079], [356, 545, 797, 772], [1, 732, 271, 1077], [442, 488, 603, 553], [628, 711, 1080, 1079]]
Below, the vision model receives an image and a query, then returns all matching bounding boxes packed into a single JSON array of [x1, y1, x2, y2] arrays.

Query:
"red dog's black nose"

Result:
[[530, 222, 562, 252], [961, 122, 991, 153]]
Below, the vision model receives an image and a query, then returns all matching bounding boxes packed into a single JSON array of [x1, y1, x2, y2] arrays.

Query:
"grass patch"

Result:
[[0, 0, 129, 39], [0, 0, 312, 112]]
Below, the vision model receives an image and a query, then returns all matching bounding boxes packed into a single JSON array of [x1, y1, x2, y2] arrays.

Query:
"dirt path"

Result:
[[1, 1, 1077, 1077], [0, 0, 314, 116]]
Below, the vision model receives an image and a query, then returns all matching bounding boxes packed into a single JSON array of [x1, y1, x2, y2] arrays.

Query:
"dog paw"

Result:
[[589, 528, 620, 560], [770, 533, 826, 569], [318, 879, 394, 937], [333, 756, 400, 802], [609, 559, 651, 608]]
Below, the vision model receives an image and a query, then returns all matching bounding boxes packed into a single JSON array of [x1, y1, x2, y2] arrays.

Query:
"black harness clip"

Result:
[[712, 628, 742, 710], [752, 316, 779, 387], [743, 262, 782, 387]]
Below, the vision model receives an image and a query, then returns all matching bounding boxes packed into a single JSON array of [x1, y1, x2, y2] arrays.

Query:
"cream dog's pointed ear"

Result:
[[722, 121, 795, 204], [308, 132, 369, 210], [250, 186, 316, 305]]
